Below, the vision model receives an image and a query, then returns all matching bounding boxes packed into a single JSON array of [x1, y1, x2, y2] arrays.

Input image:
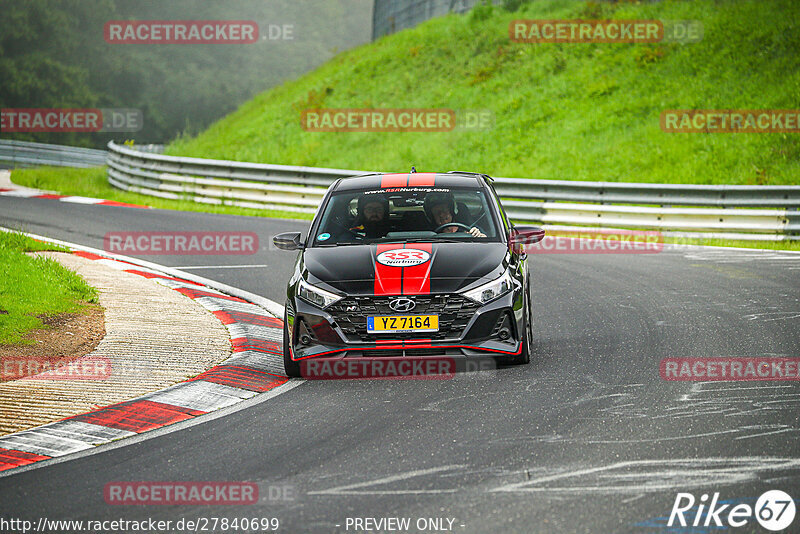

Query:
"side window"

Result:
[[313, 194, 356, 244]]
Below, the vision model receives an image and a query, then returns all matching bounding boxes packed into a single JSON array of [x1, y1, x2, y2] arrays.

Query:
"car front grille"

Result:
[[328, 294, 480, 342]]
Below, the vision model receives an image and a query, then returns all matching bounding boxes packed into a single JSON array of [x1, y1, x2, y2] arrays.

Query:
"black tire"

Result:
[[505, 290, 532, 366], [283, 309, 301, 378]]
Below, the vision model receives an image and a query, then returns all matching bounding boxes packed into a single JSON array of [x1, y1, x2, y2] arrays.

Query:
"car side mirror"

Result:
[[273, 232, 304, 250], [510, 226, 545, 245]]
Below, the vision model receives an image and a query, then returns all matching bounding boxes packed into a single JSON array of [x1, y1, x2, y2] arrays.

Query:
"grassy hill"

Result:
[[166, 0, 800, 185]]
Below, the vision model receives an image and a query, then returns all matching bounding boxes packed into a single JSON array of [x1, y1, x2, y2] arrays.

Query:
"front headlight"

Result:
[[463, 269, 515, 305], [297, 279, 344, 309]]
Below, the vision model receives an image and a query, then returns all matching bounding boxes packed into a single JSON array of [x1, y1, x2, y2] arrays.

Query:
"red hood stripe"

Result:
[[401, 243, 433, 295], [374, 244, 434, 297], [374, 244, 403, 296]]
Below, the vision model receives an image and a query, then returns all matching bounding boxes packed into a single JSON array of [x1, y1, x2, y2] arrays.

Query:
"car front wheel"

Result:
[[283, 308, 301, 377], [504, 289, 532, 366]]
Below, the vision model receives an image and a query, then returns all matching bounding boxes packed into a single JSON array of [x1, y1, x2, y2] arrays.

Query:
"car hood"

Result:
[[303, 242, 509, 295]]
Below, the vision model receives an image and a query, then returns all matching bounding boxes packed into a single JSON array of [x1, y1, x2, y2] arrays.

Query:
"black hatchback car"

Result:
[[273, 171, 544, 377]]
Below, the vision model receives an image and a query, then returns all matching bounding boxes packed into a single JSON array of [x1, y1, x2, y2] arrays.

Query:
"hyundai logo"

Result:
[[389, 298, 416, 312]]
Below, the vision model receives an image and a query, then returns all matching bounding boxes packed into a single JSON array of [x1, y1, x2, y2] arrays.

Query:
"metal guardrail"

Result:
[[107, 141, 351, 214], [0, 139, 107, 168], [104, 141, 800, 240], [2, 139, 794, 240]]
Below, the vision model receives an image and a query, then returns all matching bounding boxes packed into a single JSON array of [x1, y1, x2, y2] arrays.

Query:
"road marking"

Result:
[[734, 427, 798, 440], [308, 465, 465, 495], [173, 264, 269, 269], [743, 311, 800, 321], [491, 457, 800, 494], [59, 196, 103, 204]]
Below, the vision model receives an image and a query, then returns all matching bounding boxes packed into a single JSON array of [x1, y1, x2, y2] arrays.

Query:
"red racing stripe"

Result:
[[375, 340, 405, 350], [374, 244, 403, 296], [380, 173, 409, 188], [402, 243, 433, 295], [403, 339, 433, 347], [408, 173, 436, 186]]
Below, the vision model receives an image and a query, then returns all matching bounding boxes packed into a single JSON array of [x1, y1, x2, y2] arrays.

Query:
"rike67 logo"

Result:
[[669, 490, 796, 531]]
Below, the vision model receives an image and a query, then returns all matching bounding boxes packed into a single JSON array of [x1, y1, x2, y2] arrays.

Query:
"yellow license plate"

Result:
[[367, 315, 439, 333]]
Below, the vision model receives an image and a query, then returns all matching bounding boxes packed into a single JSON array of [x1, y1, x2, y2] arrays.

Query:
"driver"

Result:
[[424, 192, 486, 237], [350, 194, 391, 238]]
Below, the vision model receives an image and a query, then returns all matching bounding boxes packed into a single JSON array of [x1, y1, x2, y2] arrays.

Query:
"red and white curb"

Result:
[[0, 188, 149, 209], [0, 245, 287, 474]]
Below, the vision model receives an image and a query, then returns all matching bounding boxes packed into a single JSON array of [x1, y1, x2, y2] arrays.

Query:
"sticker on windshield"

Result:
[[363, 187, 450, 195], [317, 233, 331, 241], [376, 248, 431, 267]]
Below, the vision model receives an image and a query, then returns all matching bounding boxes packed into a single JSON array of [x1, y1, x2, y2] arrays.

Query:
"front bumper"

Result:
[[286, 289, 525, 362]]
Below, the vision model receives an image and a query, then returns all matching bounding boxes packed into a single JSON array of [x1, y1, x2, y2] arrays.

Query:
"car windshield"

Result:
[[311, 186, 502, 246]]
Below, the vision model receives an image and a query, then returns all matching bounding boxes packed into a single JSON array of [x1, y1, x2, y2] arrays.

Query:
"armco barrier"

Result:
[[0, 139, 107, 168], [5, 139, 796, 240], [106, 141, 800, 240]]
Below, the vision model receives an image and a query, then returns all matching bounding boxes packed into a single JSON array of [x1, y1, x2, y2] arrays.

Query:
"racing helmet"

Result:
[[424, 192, 456, 222]]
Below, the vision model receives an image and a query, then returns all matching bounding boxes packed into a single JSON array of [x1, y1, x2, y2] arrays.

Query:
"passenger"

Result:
[[424, 193, 486, 237], [350, 194, 391, 238]]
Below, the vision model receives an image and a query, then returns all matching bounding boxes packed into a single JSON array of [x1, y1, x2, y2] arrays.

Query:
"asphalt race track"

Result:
[[1, 196, 799, 533]]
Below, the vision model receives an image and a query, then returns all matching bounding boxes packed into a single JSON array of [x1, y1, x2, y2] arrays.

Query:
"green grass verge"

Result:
[[0, 231, 99, 345], [9, 166, 313, 221], [165, 0, 800, 185]]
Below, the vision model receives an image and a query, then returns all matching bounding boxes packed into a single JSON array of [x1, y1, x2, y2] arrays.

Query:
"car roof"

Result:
[[333, 172, 486, 192]]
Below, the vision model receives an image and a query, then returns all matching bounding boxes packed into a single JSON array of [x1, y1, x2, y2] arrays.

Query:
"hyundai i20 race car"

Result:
[[273, 171, 544, 378]]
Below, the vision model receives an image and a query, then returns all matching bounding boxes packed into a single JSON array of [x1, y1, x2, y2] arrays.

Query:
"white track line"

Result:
[[174, 264, 270, 269]]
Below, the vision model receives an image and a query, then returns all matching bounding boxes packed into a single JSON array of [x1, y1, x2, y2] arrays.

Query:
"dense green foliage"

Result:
[[170, 0, 800, 185], [0, 0, 371, 146]]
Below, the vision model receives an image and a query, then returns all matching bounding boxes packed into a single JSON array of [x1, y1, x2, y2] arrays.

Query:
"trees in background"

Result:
[[0, 0, 371, 147]]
